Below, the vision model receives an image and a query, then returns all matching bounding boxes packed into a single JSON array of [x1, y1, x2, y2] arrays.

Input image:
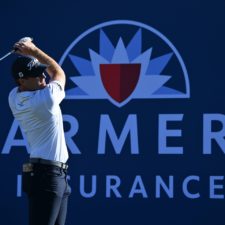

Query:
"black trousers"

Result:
[[22, 163, 71, 225]]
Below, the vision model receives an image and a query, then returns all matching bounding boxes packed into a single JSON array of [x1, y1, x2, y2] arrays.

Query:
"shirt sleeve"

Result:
[[33, 81, 65, 113], [45, 80, 65, 105]]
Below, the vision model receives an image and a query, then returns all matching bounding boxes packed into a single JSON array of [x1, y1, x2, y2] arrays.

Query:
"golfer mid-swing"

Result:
[[8, 38, 71, 225]]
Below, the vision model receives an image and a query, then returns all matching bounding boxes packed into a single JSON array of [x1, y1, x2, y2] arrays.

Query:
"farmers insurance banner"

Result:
[[0, 1, 225, 225]]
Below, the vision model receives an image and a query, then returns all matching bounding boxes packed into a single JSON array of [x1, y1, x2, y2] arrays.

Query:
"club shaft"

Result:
[[0, 37, 33, 62], [0, 50, 15, 62]]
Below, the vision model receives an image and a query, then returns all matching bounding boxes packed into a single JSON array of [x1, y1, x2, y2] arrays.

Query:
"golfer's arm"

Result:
[[32, 47, 66, 88]]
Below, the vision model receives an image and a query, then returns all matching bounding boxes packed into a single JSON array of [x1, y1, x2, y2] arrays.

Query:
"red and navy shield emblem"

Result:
[[100, 64, 141, 103], [61, 20, 190, 108]]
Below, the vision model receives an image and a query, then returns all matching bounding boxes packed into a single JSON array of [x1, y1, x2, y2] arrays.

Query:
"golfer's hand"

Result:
[[14, 39, 37, 56]]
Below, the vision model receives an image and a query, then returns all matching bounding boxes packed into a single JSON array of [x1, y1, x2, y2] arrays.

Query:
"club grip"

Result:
[[13, 37, 33, 51], [19, 37, 33, 42]]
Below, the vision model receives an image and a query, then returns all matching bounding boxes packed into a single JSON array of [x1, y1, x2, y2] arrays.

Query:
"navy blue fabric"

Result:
[[23, 164, 71, 225]]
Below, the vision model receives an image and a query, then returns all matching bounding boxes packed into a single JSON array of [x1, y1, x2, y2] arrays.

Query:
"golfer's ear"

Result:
[[18, 78, 25, 85]]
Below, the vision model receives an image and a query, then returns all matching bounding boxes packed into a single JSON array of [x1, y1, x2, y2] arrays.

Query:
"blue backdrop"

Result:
[[0, 1, 225, 225]]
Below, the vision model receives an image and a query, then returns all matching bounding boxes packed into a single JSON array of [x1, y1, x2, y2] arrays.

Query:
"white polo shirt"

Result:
[[8, 81, 68, 163]]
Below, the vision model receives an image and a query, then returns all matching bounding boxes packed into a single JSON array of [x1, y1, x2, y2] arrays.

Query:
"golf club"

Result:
[[0, 37, 33, 62]]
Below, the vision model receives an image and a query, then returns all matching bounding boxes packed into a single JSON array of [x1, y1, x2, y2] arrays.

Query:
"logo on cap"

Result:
[[27, 58, 39, 71], [18, 72, 24, 78]]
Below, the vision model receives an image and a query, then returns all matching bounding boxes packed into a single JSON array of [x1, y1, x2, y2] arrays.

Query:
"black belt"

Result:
[[29, 158, 68, 170]]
